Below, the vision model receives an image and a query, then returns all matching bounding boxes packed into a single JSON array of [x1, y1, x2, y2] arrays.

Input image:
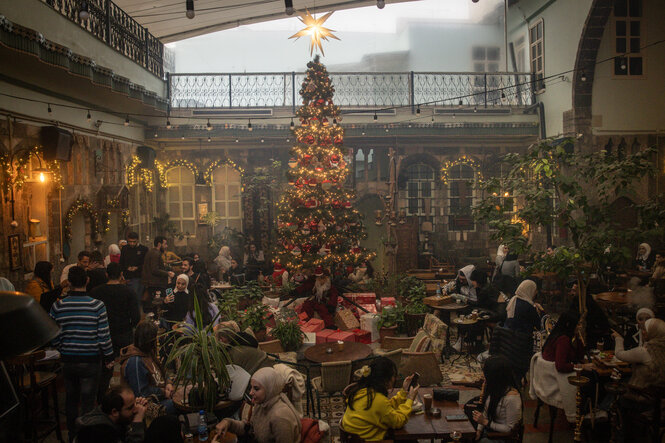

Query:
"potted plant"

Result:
[[241, 302, 270, 341], [165, 296, 231, 413], [377, 302, 405, 342], [271, 309, 304, 352], [402, 281, 428, 336], [216, 290, 241, 323]]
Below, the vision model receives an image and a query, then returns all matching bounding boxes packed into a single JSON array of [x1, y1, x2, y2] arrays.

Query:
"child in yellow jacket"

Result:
[[341, 356, 419, 441]]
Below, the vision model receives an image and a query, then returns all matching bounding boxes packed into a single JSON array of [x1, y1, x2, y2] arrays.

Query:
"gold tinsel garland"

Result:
[[64, 198, 105, 239]]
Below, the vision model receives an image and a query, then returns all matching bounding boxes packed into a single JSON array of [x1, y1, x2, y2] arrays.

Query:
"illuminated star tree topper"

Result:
[[288, 10, 340, 56]]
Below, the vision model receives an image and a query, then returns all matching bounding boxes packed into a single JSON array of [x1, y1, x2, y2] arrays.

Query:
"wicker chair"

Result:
[[399, 351, 442, 387], [380, 336, 414, 351], [311, 360, 353, 419], [258, 339, 284, 354]]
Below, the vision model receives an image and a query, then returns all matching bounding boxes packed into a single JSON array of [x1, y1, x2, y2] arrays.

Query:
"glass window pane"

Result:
[[537, 43, 542, 56], [215, 185, 226, 198], [488, 47, 500, 61], [181, 185, 193, 201], [630, 21, 640, 36], [460, 166, 474, 179], [167, 169, 179, 183], [228, 219, 242, 231], [182, 221, 195, 234], [421, 184, 431, 198], [472, 47, 485, 60], [407, 182, 418, 197], [168, 187, 180, 201], [408, 199, 418, 214], [228, 185, 240, 199], [614, 0, 627, 17], [616, 38, 627, 53], [182, 203, 194, 218], [629, 57, 643, 75], [228, 203, 240, 217], [169, 204, 180, 217], [216, 205, 226, 217], [181, 170, 194, 184], [616, 21, 626, 36], [629, 0, 641, 17], [630, 38, 640, 53], [536, 23, 542, 39], [614, 57, 627, 74]]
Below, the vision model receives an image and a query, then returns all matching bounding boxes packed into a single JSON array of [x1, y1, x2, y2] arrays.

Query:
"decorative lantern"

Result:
[[301, 227, 310, 235], [344, 201, 352, 209], [308, 178, 317, 187]]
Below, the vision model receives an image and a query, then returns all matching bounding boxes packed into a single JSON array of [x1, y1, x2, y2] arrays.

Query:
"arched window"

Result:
[[211, 165, 242, 231], [166, 166, 196, 236], [405, 164, 435, 216], [448, 164, 476, 231]]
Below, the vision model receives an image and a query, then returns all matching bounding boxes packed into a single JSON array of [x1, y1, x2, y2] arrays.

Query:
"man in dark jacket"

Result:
[[119, 232, 148, 309], [141, 236, 174, 313], [75, 384, 146, 443]]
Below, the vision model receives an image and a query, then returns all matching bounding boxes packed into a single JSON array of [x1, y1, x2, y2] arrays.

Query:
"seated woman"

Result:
[[469, 270, 506, 322], [162, 274, 192, 325], [624, 308, 655, 350], [635, 242, 655, 271], [541, 310, 593, 373], [224, 259, 246, 286], [118, 321, 176, 414], [184, 284, 220, 328], [504, 279, 544, 335], [472, 356, 522, 442], [493, 246, 521, 281], [341, 357, 419, 441], [443, 265, 477, 304], [215, 367, 301, 443], [191, 260, 211, 290]]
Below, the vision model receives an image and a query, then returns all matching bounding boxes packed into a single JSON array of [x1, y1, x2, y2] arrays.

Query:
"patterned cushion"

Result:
[[423, 313, 448, 339], [409, 330, 431, 353]]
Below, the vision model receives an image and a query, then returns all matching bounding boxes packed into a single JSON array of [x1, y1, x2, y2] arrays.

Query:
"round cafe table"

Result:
[[595, 292, 629, 304], [304, 341, 372, 363]]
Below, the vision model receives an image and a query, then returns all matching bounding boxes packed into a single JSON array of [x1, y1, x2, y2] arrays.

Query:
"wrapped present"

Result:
[[352, 328, 371, 344], [334, 308, 360, 331], [298, 320, 307, 326], [359, 304, 377, 314], [316, 329, 336, 344], [298, 311, 309, 321], [302, 332, 316, 349], [301, 318, 325, 333], [344, 293, 377, 304], [330, 330, 355, 342], [262, 296, 280, 308], [381, 297, 396, 307], [360, 313, 380, 342]]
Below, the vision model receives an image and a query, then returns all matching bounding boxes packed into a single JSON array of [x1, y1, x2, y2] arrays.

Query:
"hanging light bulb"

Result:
[[154, 131, 158, 138], [458, 100, 463, 107], [124, 115, 130, 126], [377, 0, 385, 9], [373, 113, 378, 121], [186, 0, 195, 19], [86, 110, 91, 122], [166, 118, 172, 129], [580, 71, 587, 82], [452, 113, 456, 119], [181, 134, 185, 140], [290, 119, 294, 129], [235, 139, 239, 143], [416, 106, 421, 115], [207, 136, 211, 142], [431, 114, 434, 123], [206, 119, 212, 131], [47, 104, 52, 115], [473, 106, 477, 113], [39, 172, 45, 183], [284, 0, 295, 15], [248, 119, 253, 131], [79, 2, 90, 20]]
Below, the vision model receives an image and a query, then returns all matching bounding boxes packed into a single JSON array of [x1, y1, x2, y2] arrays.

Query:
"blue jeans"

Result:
[[63, 361, 100, 438], [127, 278, 143, 310]]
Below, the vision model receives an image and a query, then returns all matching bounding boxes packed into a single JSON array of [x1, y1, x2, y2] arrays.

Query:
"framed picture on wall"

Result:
[[8, 234, 22, 271], [198, 203, 209, 225]]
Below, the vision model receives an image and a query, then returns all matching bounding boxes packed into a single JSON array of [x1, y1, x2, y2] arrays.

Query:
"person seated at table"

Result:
[[215, 367, 301, 443], [341, 357, 419, 441], [649, 250, 665, 284], [144, 415, 184, 443], [118, 321, 176, 414], [569, 287, 611, 349], [504, 279, 544, 335], [624, 307, 655, 350], [216, 324, 272, 375], [184, 284, 220, 327], [472, 356, 522, 442], [191, 260, 211, 290], [299, 266, 339, 328], [243, 243, 265, 281], [162, 274, 193, 324], [443, 264, 477, 304], [469, 269, 505, 320], [542, 310, 593, 373], [224, 259, 246, 286], [635, 242, 655, 271]]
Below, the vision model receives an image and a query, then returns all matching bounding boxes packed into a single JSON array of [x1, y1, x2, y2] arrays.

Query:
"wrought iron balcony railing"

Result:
[[169, 72, 535, 111], [42, 0, 164, 78]]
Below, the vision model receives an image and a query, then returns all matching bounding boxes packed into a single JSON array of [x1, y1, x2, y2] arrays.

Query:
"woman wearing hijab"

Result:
[[443, 264, 477, 303], [495, 244, 507, 267], [214, 246, 233, 278], [163, 274, 193, 324], [504, 279, 544, 334], [215, 367, 302, 443], [0, 277, 15, 292], [104, 244, 121, 266], [635, 242, 655, 271], [624, 308, 655, 350]]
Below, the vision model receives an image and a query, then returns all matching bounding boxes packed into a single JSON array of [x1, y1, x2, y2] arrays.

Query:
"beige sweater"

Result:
[[228, 395, 301, 443]]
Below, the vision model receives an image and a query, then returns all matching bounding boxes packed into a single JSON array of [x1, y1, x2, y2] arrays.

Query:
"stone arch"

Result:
[[571, 0, 614, 139], [397, 153, 440, 190]]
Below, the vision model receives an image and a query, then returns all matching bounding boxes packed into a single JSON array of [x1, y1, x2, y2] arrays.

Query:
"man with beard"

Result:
[[300, 266, 338, 328], [141, 236, 175, 313], [119, 232, 148, 309], [75, 384, 147, 443]]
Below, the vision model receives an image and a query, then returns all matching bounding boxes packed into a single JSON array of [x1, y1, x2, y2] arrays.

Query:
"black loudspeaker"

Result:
[[136, 145, 156, 168], [40, 126, 72, 162]]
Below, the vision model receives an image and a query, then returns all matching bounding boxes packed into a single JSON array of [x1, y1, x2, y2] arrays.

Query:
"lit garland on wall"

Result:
[[157, 159, 198, 187], [126, 155, 159, 191], [440, 155, 484, 184], [103, 198, 130, 232], [0, 146, 63, 197], [203, 159, 244, 185], [64, 198, 103, 239]]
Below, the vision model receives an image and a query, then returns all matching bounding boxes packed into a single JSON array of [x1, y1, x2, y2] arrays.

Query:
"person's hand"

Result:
[[168, 271, 175, 278], [215, 419, 231, 436], [472, 410, 489, 426], [105, 360, 115, 369], [612, 330, 622, 340], [402, 374, 414, 392], [407, 384, 419, 401], [165, 294, 175, 303], [164, 383, 174, 399], [133, 397, 148, 422], [534, 302, 544, 313]]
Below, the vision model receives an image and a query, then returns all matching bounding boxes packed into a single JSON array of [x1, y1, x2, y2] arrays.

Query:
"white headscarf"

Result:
[[176, 274, 189, 294], [637, 243, 652, 261], [251, 366, 299, 417], [214, 246, 233, 271], [458, 265, 476, 301], [0, 277, 15, 292], [636, 307, 655, 323], [633, 308, 655, 346], [497, 244, 506, 259], [108, 244, 121, 255], [506, 279, 537, 319]]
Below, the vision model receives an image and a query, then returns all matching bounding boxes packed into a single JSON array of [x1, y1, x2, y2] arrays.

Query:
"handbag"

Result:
[[144, 394, 166, 422]]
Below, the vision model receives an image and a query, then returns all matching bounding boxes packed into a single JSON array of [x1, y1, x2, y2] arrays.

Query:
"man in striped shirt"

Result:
[[50, 265, 114, 440]]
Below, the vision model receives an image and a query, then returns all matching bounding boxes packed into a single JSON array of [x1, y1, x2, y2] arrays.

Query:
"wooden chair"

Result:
[[486, 419, 524, 443], [379, 336, 414, 351], [7, 350, 63, 442], [399, 351, 442, 386], [311, 360, 352, 419], [533, 399, 560, 443], [266, 354, 317, 418], [258, 339, 284, 354]]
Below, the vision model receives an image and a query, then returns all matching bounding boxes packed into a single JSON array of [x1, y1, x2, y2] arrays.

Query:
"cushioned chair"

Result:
[[312, 360, 353, 419], [399, 351, 442, 387], [378, 336, 414, 351], [258, 339, 285, 354]]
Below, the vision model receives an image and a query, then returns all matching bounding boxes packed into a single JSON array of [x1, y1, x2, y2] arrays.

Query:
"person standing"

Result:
[[59, 251, 91, 296], [141, 236, 174, 313], [120, 232, 148, 309], [90, 262, 141, 403], [87, 251, 108, 292], [49, 266, 114, 439]]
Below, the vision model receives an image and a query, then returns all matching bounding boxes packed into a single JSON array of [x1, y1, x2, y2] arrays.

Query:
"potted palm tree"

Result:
[[165, 296, 232, 413]]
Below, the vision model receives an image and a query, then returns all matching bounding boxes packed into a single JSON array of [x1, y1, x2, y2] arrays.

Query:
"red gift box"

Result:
[[345, 293, 376, 304], [298, 320, 307, 326], [360, 304, 377, 314], [329, 330, 355, 342], [301, 318, 325, 332], [298, 311, 309, 321], [316, 329, 336, 344], [352, 328, 371, 344], [381, 297, 396, 307]]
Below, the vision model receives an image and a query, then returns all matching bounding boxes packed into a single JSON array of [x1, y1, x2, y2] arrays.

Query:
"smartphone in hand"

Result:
[[409, 372, 420, 389]]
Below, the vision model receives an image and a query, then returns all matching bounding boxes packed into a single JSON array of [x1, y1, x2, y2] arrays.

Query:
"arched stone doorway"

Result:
[[68, 213, 93, 263]]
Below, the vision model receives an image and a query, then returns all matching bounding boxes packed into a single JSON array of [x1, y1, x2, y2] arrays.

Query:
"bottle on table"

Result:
[[198, 410, 208, 441]]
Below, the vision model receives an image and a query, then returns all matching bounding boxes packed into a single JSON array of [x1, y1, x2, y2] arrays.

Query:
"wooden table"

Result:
[[304, 341, 372, 363], [594, 292, 629, 304], [389, 388, 476, 440], [196, 431, 237, 442]]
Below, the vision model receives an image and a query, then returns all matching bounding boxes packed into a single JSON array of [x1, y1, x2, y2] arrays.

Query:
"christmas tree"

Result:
[[275, 57, 374, 271]]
